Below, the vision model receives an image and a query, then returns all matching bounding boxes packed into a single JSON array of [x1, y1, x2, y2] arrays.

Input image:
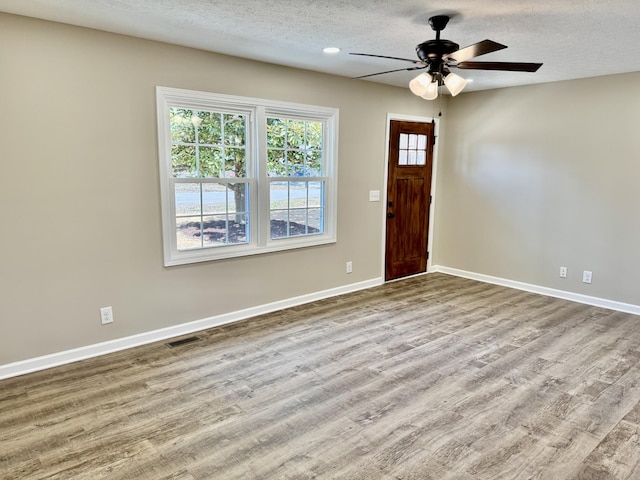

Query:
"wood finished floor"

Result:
[[3, 273, 640, 479]]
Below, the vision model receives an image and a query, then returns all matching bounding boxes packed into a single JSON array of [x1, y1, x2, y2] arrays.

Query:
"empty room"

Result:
[[2, 1, 640, 478]]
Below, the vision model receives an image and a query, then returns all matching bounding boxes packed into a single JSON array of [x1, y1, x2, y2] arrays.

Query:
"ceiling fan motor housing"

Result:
[[416, 39, 460, 62], [416, 39, 459, 76]]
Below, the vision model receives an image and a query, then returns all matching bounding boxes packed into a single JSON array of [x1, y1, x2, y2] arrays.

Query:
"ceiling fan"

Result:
[[351, 15, 542, 99]]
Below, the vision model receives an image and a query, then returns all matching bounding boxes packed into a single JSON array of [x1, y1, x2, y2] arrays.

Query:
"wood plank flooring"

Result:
[[2, 273, 640, 479]]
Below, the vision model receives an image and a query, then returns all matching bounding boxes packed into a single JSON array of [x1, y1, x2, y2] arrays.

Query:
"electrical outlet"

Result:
[[560, 266, 567, 278], [582, 271, 592, 284], [100, 306, 113, 325], [346, 261, 353, 274]]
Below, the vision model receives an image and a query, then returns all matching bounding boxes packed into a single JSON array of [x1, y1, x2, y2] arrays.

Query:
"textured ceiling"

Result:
[[1, 0, 639, 93]]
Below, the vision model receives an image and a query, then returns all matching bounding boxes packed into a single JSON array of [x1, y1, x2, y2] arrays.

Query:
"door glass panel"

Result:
[[399, 133, 408, 149], [398, 133, 428, 167]]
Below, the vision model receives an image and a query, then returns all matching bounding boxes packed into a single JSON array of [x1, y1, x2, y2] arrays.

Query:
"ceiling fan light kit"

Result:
[[421, 80, 439, 100], [409, 70, 466, 99], [351, 14, 542, 101], [443, 72, 467, 96], [409, 72, 433, 96]]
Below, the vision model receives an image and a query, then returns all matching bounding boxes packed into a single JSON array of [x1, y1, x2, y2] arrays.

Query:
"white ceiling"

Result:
[[2, 0, 639, 93]]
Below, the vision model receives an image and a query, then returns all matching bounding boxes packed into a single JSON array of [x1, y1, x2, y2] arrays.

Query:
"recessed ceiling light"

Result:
[[323, 47, 341, 54]]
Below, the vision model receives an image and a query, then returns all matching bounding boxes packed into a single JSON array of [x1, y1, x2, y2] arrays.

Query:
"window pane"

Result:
[[267, 118, 286, 148], [199, 147, 223, 178], [197, 111, 222, 145], [172, 145, 197, 177], [399, 150, 408, 166], [286, 119, 305, 149], [170, 108, 196, 144], [306, 150, 322, 176], [417, 134, 427, 150], [270, 181, 288, 210], [267, 149, 286, 177], [308, 208, 324, 233], [270, 210, 289, 239], [176, 216, 203, 250], [224, 114, 246, 146], [288, 150, 305, 176], [227, 183, 249, 214], [225, 147, 246, 178], [289, 182, 307, 208], [175, 183, 201, 216], [288, 209, 308, 236], [202, 183, 227, 215], [408, 150, 417, 165], [308, 181, 323, 207], [306, 122, 323, 149], [417, 151, 426, 165], [229, 213, 249, 244], [408, 134, 417, 149]]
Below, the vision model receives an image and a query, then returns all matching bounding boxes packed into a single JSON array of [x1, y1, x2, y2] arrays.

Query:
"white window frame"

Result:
[[156, 86, 339, 266]]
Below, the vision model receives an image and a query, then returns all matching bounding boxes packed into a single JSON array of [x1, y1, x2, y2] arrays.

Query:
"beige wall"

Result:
[[4, 11, 638, 368], [0, 13, 434, 364], [435, 72, 640, 305]]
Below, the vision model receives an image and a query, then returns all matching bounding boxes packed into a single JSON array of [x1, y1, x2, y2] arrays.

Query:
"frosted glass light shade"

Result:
[[409, 73, 433, 96], [444, 72, 467, 96], [421, 81, 439, 100]]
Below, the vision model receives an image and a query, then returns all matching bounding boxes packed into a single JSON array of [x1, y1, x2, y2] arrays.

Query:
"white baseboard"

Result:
[[0, 277, 383, 381], [432, 265, 640, 316]]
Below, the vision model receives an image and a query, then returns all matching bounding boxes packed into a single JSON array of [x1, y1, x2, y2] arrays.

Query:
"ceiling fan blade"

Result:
[[352, 66, 426, 79], [445, 40, 507, 63], [350, 53, 422, 65], [456, 61, 543, 72]]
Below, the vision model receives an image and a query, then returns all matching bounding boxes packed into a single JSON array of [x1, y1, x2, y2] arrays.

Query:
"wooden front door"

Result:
[[385, 120, 435, 281]]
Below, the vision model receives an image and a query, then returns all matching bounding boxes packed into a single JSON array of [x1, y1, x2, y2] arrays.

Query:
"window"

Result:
[[267, 117, 324, 239], [156, 87, 338, 266]]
